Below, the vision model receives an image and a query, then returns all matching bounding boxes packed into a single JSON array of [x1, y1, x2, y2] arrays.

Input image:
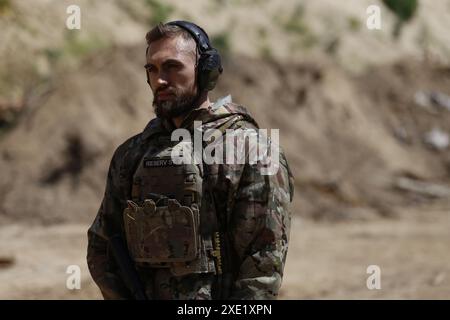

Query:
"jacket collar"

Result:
[[140, 97, 256, 140]]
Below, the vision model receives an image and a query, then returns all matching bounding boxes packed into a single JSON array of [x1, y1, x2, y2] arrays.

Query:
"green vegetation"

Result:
[[275, 4, 318, 50], [211, 31, 231, 57], [324, 36, 340, 56], [256, 27, 273, 60], [144, 0, 174, 25], [347, 16, 361, 32], [383, 0, 418, 21], [43, 48, 63, 66], [382, 0, 419, 38], [40, 31, 108, 72], [257, 27, 267, 40], [0, 0, 11, 14], [281, 4, 308, 35], [64, 31, 107, 59], [259, 44, 273, 61]]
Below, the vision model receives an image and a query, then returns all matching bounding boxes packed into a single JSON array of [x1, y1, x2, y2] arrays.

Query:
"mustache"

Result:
[[155, 87, 176, 96]]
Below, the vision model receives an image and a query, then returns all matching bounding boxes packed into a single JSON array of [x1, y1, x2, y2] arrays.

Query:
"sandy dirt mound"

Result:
[[3, 48, 449, 224]]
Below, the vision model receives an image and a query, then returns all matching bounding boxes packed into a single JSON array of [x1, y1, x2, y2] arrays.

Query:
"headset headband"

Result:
[[166, 20, 212, 52]]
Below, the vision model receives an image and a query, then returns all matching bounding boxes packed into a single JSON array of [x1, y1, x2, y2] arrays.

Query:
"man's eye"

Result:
[[166, 63, 181, 70], [146, 66, 156, 73]]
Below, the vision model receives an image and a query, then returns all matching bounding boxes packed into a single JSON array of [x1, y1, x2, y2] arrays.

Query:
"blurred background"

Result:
[[0, 0, 449, 299]]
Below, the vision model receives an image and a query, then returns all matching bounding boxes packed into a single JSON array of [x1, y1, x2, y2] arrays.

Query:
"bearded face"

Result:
[[145, 36, 199, 120], [152, 83, 198, 119]]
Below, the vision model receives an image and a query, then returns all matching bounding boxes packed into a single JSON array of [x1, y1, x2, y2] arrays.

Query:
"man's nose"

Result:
[[157, 77, 168, 87], [151, 75, 168, 92], [156, 71, 169, 87]]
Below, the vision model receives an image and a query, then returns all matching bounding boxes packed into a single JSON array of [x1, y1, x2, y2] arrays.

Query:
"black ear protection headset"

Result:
[[145, 21, 223, 92]]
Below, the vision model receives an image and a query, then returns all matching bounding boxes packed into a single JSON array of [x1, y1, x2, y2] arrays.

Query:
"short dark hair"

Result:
[[145, 23, 197, 60]]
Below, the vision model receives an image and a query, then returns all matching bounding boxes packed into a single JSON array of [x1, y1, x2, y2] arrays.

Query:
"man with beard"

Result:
[[87, 21, 294, 300]]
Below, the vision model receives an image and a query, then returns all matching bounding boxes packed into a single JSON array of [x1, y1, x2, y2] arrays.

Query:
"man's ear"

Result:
[[145, 46, 152, 86], [146, 69, 151, 86]]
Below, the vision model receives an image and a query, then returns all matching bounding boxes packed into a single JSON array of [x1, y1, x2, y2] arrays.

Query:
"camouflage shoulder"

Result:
[[227, 117, 259, 131], [225, 114, 295, 202], [111, 118, 162, 164], [213, 102, 250, 116], [214, 102, 259, 129], [111, 133, 142, 165]]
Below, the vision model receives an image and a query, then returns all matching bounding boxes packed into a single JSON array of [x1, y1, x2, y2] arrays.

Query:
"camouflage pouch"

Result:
[[123, 198, 199, 264]]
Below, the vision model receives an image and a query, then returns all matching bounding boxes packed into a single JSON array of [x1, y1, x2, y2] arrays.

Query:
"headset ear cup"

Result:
[[198, 50, 223, 91], [203, 68, 221, 91]]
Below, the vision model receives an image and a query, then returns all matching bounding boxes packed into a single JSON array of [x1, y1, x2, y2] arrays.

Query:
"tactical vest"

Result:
[[123, 134, 216, 276], [120, 103, 259, 278]]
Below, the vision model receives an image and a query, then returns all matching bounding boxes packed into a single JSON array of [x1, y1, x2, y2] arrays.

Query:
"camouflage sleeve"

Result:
[[86, 145, 132, 299], [228, 135, 294, 300]]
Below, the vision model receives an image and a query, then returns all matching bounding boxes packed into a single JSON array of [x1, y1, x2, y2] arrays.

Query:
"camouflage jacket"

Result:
[[87, 102, 294, 300]]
